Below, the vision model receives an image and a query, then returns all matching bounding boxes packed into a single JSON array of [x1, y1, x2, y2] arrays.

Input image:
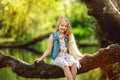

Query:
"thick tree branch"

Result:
[[0, 44, 120, 79]]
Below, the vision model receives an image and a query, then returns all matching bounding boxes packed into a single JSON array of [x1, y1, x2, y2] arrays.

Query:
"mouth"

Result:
[[60, 28, 66, 32]]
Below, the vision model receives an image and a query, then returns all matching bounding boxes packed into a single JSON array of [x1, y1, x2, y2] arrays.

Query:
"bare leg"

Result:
[[64, 65, 73, 80], [71, 63, 77, 80]]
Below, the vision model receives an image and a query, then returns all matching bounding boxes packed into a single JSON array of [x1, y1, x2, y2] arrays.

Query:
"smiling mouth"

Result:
[[61, 29, 66, 31]]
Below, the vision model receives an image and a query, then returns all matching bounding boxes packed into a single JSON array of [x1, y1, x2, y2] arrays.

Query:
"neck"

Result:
[[58, 32, 65, 38], [58, 32, 65, 36]]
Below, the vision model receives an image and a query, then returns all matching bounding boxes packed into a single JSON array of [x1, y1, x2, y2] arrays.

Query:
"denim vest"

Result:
[[50, 32, 68, 60]]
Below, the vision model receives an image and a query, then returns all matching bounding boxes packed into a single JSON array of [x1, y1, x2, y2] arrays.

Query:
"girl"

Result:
[[35, 17, 85, 80]]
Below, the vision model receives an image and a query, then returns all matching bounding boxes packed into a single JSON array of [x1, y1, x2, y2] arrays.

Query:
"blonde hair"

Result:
[[56, 17, 72, 35], [56, 17, 82, 60], [68, 34, 83, 60]]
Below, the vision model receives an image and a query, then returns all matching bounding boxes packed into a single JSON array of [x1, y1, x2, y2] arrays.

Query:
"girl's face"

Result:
[[58, 20, 68, 34]]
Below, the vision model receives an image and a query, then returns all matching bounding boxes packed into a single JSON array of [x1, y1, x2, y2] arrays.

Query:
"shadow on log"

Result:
[[0, 44, 120, 79]]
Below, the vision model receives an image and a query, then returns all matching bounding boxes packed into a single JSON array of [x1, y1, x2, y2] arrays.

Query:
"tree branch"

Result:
[[0, 33, 51, 48], [0, 44, 120, 79]]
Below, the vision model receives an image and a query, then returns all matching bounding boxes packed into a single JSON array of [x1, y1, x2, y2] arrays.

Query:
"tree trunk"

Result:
[[82, 0, 120, 80], [0, 44, 120, 79], [82, 0, 120, 44]]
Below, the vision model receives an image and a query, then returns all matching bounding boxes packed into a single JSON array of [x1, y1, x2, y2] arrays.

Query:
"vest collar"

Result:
[[56, 31, 68, 39]]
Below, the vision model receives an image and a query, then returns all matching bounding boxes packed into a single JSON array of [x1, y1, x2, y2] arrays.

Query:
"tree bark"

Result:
[[81, 0, 120, 80], [0, 44, 120, 79], [82, 0, 120, 44]]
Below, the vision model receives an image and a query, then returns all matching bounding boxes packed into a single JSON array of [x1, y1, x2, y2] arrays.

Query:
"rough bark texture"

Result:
[[81, 0, 120, 80], [82, 0, 120, 45], [0, 44, 120, 79]]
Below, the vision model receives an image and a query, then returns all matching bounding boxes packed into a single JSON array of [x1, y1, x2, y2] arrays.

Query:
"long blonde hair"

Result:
[[56, 17, 82, 60]]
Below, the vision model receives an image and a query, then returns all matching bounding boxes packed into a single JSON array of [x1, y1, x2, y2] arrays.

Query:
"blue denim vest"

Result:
[[50, 32, 68, 60]]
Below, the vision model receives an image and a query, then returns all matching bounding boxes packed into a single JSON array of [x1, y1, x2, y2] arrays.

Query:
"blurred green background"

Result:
[[0, 0, 101, 80]]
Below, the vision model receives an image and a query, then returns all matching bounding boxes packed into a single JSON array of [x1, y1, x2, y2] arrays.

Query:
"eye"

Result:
[[65, 25, 67, 28], [61, 25, 64, 26]]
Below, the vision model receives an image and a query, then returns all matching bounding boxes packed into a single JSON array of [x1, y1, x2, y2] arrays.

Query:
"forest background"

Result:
[[0, 0, 101, 80]]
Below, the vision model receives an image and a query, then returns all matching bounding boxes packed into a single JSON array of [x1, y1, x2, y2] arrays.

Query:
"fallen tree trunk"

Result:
[[0, 44, 120, 79]]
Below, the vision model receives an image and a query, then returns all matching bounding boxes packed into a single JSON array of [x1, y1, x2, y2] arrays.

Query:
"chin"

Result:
[[59, 30, 65, 33]]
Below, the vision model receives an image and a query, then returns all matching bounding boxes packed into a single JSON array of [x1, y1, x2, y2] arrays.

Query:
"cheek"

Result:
[[58, 26, 61, 30], [65, 27, 68, 30], [58, 26, 61, 31]]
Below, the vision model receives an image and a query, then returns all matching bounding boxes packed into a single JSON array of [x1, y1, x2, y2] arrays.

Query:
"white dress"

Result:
[[49, 34, 81, 69]]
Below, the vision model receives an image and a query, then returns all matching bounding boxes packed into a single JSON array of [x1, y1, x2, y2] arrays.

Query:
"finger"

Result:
[[36, 60, 39, 63], [34, 60, 39, 64]]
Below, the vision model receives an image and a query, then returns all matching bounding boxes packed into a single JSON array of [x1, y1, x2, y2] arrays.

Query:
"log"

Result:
[[0, 44, 120, 79]]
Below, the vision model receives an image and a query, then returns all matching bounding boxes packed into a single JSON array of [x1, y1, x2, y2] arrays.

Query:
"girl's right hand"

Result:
[[34, 58, 42, 64]]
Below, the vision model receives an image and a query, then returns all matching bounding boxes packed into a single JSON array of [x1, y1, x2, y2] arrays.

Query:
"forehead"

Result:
[[60, 20, 68, 25]]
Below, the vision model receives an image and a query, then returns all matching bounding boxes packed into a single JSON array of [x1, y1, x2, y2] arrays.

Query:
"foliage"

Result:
[[0, 0, 95, 44], [0, 1, 98, 79]]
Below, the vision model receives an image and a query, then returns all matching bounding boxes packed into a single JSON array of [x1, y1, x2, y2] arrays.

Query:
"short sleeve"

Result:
[[49, 33, 53, 41]]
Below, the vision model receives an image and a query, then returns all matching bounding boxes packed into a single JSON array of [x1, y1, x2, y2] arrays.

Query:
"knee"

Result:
[[72, 63, 77, 67], [64, 65, 69, 69]]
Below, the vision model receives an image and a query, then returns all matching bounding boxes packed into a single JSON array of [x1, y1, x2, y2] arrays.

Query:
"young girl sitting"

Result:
[[35, 17, 86, 80]]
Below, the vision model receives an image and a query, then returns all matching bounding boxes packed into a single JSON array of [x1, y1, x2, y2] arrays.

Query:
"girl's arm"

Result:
[[35, 39, 53, 63]]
